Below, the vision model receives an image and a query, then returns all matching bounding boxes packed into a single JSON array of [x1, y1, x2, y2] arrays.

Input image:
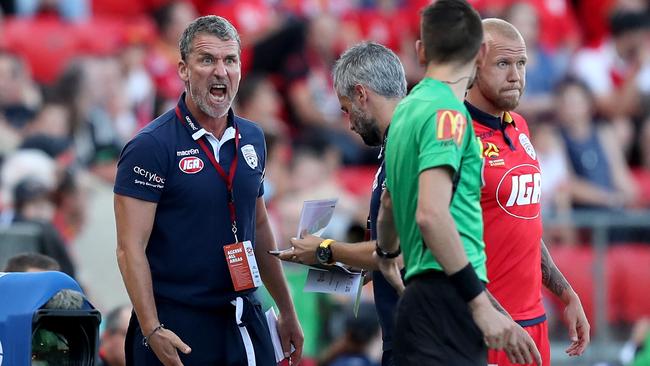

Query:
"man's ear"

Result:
[[178, 59, 189, 82], [354, 84, 367, 106], [415, 40, 427, 67]]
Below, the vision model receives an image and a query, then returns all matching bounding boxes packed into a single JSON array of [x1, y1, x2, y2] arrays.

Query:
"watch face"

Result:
[[316, 246, 332, 264]]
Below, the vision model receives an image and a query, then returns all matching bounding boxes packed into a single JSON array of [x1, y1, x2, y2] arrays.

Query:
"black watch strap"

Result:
[[375, 242, 401, 258]]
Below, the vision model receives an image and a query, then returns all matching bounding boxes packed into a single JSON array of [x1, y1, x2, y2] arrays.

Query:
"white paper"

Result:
[[303, 268, 363, 297], [296, 198, 338, 238], [265, 307, 285, 363]]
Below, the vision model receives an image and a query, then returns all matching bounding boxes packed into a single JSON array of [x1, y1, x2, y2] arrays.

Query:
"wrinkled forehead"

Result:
[[190, 33, 240, 55], [486, 33, 527, 58]]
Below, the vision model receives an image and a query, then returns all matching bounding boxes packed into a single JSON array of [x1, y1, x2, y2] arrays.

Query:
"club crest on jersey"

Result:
[[519, 133, 536, 160], [241, 144, 258, 169], [179, 156, 204, 174], [436, 110, 466, 145]]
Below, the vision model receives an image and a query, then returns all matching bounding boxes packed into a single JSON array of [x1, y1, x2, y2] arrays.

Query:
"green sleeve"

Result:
[[417, 110, 464, 174]]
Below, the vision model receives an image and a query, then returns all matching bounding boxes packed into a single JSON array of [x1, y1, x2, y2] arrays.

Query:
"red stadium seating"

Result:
[[3, 16, 156, 84], [547, 244, 650, 328], [4, 17, 83, 84], [609, 244, 650, 322], [336, 166, 378, 197]]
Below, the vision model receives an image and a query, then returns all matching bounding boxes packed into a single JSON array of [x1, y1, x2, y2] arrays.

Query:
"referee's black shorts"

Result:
[[394, 270, 486, 366]]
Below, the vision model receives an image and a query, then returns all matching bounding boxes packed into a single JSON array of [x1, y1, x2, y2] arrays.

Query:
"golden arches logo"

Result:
[[436, 110, 466, 145]]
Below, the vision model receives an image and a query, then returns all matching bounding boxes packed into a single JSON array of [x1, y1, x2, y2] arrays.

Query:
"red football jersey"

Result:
[[471, 107, 545, 321]]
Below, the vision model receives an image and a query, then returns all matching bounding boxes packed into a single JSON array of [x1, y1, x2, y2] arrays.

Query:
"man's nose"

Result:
[[508, 65, 521, 82], [214, 59, 227, 77]]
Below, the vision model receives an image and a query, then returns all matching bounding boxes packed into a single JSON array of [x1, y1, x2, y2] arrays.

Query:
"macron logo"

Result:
[[177, 148, 200, 157]]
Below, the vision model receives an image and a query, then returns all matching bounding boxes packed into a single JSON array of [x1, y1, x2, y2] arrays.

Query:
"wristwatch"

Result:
[[316, 239, 335, 264]]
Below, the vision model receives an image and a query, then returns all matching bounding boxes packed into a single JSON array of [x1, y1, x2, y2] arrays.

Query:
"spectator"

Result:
[[236, 73, 288, 135], [3, 252, 60, 272], [10, 178, 76, 277], [147, 1, 197, 114], [0, 51, 41, 131], [504, 2, 566, 119], [23, 98, 71, 139], [98, 305, 131, 366], [319, 302, 380, 366], [55, 58, 123, 181], [0, 149, 57, 225], [572, 10, 650, 119], [554, 78, 639, 211]]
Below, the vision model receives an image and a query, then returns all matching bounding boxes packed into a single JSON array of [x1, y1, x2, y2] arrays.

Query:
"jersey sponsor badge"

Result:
[[436, 110, 466, 145], [241, 144, 258, 169], [519, 133, 536, 160], [496, 164, 542, 220], [178, 156, 204, 174]]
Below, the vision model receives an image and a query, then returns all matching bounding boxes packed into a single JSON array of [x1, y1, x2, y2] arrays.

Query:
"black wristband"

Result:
[[448, 263, 485, 302], [375, 242, 401, 258]]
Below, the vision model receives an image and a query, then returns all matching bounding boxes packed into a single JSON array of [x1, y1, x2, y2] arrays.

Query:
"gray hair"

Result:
[[333, 42, 407, 99], [179, 15, 241, 61]]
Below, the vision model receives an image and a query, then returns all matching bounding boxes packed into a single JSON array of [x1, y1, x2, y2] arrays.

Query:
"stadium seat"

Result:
[[546, 245, 623, 328], [3, 17, 82, 84], [336, 166, 378, 197], [608, 244, 650, 322], [547, 243, 650, 328]]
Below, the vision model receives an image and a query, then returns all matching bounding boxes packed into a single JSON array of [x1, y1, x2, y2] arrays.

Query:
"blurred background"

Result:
[[0, 0, 649, 365]]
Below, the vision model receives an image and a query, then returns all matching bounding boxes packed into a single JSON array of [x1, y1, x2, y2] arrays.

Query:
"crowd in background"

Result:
[[1, 0, 650, 365]]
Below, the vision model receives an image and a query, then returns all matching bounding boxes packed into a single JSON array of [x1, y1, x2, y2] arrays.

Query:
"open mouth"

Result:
[[210, 84, 227, 102]]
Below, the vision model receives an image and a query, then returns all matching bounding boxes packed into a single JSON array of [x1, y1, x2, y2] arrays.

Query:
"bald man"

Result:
[[465, 18, 590, 366]]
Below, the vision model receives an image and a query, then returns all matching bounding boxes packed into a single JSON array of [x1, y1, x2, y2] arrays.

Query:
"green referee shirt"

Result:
[[385, 77, 487, 282]]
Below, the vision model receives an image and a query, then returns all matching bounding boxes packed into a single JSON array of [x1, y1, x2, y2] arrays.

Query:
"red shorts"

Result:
[[487, 320, 551, 366]]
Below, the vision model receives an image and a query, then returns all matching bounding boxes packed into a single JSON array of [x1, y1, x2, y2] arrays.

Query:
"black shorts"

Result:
[[394, 270, 486, 366], [125, 295, 276, 366]]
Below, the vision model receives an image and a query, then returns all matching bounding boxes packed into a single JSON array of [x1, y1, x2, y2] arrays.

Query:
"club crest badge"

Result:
[[519, 133, 536, 160], [241, 144, 258, 169]]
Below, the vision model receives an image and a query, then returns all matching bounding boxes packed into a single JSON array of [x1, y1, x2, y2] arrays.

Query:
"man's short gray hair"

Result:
[[179, 15, 241, 61], [333, 42, 407, 99]]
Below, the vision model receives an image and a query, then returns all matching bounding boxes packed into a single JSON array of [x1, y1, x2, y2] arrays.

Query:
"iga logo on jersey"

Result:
[[496, 164, 541, 220], [179, 157, 204, 174]]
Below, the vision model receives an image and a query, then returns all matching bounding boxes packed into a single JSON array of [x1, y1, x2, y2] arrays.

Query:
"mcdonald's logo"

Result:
[[436, 110, 466, 145]]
